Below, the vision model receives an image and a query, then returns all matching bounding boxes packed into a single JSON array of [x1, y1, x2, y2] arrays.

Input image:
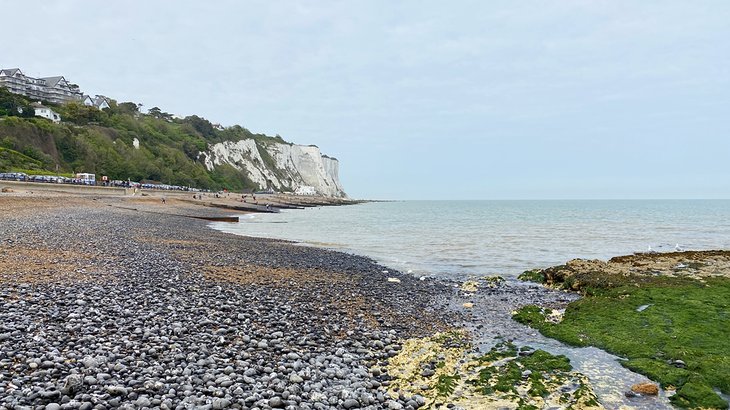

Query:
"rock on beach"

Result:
[[631, 382, 660, 395]]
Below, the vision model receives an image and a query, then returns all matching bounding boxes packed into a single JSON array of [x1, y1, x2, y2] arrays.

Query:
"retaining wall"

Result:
[[0, 180, 128, 196]]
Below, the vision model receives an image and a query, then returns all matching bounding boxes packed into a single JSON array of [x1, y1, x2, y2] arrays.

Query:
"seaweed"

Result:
[[435, 373, 460, 397], [514, 276, 730, 409], [386, 333, 600, 408], [518, 269, 545, 283]]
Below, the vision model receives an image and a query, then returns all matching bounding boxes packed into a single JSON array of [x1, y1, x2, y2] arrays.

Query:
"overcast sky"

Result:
[[3, 1, 729, 199]]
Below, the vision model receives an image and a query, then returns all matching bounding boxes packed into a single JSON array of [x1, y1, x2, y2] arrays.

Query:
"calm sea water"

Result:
[[211, 200, 730, 280]]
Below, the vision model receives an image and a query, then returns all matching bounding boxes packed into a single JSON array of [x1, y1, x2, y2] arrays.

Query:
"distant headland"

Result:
[[0, 66, 346, 197]]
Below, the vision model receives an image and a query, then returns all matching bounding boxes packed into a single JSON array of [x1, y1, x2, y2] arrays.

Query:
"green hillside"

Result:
[[0, 87, 289, 191]]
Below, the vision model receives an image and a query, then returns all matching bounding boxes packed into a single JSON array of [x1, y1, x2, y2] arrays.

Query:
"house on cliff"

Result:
[[82, 94, 111, 110], [31, 102, 61, 123]]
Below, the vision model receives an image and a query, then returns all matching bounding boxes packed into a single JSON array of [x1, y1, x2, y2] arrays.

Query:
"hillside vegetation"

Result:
[[0, 87, 290, 191]]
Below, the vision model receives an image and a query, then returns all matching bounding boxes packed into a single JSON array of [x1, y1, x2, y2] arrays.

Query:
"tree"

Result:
[[0, 87, 35, 118], [56, 102, 106, 125], [115, 102, 141, 116], [148, 106, 174, 121], [183, 115, 216, 139]]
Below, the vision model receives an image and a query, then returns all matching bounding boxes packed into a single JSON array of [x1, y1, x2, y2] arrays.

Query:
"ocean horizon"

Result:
[[211, 199, 730, 280]]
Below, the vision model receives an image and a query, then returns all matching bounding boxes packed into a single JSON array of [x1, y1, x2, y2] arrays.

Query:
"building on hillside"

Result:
[[31, 102, 61, 123], [39, 76, 81, 103], [82, 94, 110, 110], [0, 68, 26, 95], [0, 68, 83, 104]]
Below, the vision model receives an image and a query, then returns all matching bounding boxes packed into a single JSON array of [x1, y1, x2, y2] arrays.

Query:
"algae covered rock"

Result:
[[517, 269, 545, 283], [461, 280, 479, 293], [384, 330, 603, 409], [513, 252, 730, 409], [482, 275, 505, 288]]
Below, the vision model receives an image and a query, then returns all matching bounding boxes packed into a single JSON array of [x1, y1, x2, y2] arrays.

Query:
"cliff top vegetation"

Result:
[[0, 87, 291, 192]]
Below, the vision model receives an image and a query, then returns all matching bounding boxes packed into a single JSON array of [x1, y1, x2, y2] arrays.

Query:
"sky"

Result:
[[2, 0, 729, 199]]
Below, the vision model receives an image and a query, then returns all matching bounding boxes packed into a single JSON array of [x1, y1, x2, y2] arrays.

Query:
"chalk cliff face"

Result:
[[203, 140, 346, 197]]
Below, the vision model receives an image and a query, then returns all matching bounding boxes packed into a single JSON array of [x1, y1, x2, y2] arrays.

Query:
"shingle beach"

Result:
[[0, 190, 609, 410], [0, 192, 456, 409]]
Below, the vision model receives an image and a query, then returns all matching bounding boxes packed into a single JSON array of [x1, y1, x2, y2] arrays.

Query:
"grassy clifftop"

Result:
[[0, 88, 290, 192]]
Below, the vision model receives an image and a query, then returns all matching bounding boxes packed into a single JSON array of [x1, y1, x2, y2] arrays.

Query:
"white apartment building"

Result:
[[0, 68, 83, 104]]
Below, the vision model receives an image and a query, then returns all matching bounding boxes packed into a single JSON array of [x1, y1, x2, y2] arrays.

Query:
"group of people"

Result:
[[241, 194, 258, 204], [160, 192, 272, 209]]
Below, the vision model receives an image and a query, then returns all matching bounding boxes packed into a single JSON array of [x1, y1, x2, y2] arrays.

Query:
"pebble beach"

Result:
[[3, 189, 698, 410], [0, 192, 456, 410]]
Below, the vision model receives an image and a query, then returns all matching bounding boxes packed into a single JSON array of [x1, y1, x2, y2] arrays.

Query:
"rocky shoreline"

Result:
[[0, 194, 457, 409], [3, 191, 701, 409], [513, 253, 730, 409]]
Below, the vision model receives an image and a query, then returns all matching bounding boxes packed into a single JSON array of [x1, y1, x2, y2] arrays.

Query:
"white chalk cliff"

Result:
[[203, 140, 346, 197]]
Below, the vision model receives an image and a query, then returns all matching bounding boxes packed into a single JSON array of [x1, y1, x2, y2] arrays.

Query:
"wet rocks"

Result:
[[631, 382, 659, 395], [670, 359, 687, 368]]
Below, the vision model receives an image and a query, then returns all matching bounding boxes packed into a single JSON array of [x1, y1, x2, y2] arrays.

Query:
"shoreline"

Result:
[[0, 191, 459, 409], [2, 190, 723, 409], [211, 214, 680, 409]]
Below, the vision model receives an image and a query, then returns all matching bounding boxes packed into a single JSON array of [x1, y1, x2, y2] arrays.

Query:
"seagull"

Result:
[[647, 246, 658, 254], [675, 243, 683, 252]]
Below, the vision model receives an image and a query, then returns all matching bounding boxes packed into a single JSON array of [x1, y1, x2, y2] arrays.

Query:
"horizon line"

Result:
[[353, 197, 730, 201]]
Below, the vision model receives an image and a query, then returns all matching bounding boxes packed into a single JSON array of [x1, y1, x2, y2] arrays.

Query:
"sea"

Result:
[[210, 199, 730, 280], [210, 199, 730, 408]]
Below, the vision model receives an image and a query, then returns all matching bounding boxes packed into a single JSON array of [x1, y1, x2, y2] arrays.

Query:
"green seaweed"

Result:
[[518, 269, 545, 283], [470, 343, 574, 400], [622, 358, 691, 388], [484, 275, 506, 287], [571, 383, 601, 408], [674, 376, 730, 409], [513, 276, 730, 409], [512, 305, 546, 327], [432, 330, 469, 346], [517, 401, 539, 410], [476, 341, 518, 363], [520, 350, 572, 373], [435, 373, 460, 397]]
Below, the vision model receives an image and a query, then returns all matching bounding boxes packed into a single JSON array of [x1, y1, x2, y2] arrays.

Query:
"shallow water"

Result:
[[514, 334, 674, 409], [452, 281, 674, 409]]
